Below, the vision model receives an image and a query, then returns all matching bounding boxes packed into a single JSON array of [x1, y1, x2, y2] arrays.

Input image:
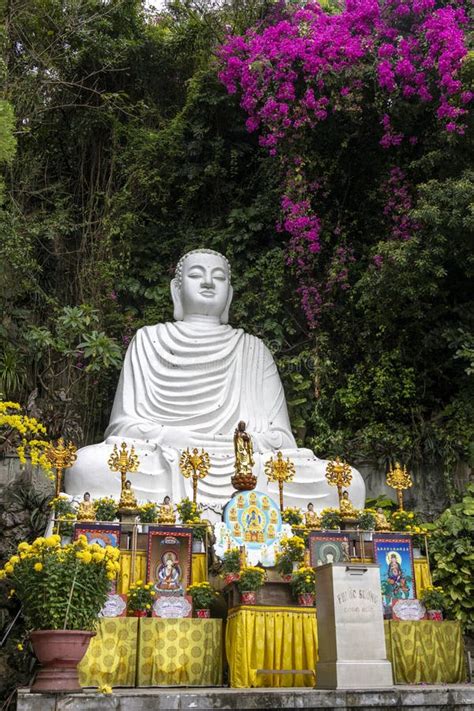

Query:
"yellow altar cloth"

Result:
[[137, 618, 222, 686], [118, 551, 207, 593], [385, 620, 465, 684], [78, 618, 138, 688], [226, 605, 317, 688], [414, 558, 432, 594], [226, 606, 465, 688]]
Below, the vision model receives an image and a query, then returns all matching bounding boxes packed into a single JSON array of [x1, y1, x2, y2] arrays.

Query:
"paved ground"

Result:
[[17, 684, 474, 710]]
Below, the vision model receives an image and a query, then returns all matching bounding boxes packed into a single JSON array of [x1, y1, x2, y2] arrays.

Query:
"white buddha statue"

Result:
[[65, 249, 366, 511]]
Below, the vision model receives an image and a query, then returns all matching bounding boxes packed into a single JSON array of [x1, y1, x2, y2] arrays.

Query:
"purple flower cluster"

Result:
[[219, 0, 471, 148], [382, 167, 419, 241]]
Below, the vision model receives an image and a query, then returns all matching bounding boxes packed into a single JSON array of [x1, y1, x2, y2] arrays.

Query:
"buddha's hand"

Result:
[[154, 425, 204, 450]]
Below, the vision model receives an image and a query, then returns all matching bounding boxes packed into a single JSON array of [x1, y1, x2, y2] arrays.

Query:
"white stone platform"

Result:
[[17, 685, 474, 710]]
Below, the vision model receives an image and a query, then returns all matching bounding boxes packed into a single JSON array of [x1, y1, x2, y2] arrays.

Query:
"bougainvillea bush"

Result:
[[219, 0, 472, 326]]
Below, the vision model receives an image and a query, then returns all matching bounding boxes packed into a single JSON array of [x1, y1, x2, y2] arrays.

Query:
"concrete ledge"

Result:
[[17, 685, 474, 710]]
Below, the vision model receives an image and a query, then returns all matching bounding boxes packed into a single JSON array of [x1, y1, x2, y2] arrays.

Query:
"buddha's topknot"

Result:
[[174, 249, 231, 286]]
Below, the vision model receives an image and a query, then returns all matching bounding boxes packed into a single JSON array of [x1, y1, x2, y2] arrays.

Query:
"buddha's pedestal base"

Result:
[[118, 508, 138, 524]]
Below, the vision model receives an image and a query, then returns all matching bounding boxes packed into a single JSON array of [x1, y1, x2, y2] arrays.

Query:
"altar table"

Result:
[[225, 605, 466, 688], [78, 617, 222, 688]]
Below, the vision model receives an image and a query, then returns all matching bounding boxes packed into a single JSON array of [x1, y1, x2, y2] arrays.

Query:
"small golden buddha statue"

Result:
[[375, 507, 392, 531], [304, 502, 321, 529], [339, 490, 357, 519], [119, 479, 138, 510], [76, 491, 96, 522], [157, 495, 176, 524]]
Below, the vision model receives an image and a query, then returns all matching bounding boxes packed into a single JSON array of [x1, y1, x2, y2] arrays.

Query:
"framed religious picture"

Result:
[[308, 531, 351, 567], [73, 522, 121, 549], [373, 534, 416, 616], [147, 526, 193, 596]]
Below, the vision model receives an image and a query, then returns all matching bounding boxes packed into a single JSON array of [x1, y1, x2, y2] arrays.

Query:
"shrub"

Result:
[[237, 566, 266, 592], [127, 581, 156, 613], [290, 567, 316, 596], [356, 508, 377, 531], [222, 548, 240, 574], [94, 497, 118, 522], [320, 508, 342, 530], [426, 485, 474, 632], [187, 582, 218, 609], [0, 535, 120, 630], [138, 502, 158, 524]]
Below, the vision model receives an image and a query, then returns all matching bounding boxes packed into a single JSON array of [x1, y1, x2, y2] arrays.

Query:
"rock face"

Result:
[[0, 462, 53, 704]]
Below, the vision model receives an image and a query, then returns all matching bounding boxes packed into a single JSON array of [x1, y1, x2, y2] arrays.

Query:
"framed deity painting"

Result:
[[146, 526, 193, 596], [372, 534, 416, 614], [73, 523, 121, 549], [308, 531, 351, 567]]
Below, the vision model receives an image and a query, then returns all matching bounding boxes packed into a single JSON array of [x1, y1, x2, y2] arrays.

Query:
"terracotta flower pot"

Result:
[[240, 590, 256, 605], [196, 608, 211, 618], [298, 593, 315, 607], [427, 609, 443, 621], [30, 630, 95, 693]]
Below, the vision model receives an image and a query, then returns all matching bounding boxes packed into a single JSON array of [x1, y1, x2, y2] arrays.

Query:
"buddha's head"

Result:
[[171, 249, 233, 323]]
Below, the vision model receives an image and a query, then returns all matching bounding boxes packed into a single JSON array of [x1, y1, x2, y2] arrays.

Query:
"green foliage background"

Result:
[[0, 0, 472, 510]]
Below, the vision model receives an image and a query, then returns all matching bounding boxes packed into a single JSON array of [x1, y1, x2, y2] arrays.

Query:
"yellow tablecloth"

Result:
[[78, 618, 138, 688], [414, 558, 432, 594], [138, 618, 222, 686], [385, 620, 465, 684], [118, 551, 207, 593], [226, 605, 317, 688], [226, 605, 465, 688]]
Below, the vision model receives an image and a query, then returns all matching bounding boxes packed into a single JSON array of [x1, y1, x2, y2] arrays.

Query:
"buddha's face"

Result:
[[179, 253, 230, 319]]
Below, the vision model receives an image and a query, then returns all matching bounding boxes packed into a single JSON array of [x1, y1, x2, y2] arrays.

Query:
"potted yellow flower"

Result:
[[275, 535, 306, 578], [290, 567, 316, 606], [0, 534, 120, 693], [127, 581, 156, 617], [187, 582, 218, 617], [237, 566, 266, 604], [221, 548, 240, 585]]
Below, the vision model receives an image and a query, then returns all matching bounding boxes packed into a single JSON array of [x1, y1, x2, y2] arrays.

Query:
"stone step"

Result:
[[17, 685, 474, 710]]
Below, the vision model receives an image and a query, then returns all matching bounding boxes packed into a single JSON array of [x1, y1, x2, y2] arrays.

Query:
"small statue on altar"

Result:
[[339, 490, 357, 519], [119, 479, 138, 510], [375, 507, 392, 531], [76, 492, 96, 522], [304, 502, 321, 529], [158, 495, 176, 524], [231, 420, 257, 490]]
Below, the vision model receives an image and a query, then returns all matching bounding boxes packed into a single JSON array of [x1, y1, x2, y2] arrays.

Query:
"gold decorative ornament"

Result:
[[264, 451, 295, 511], [179, 447, 210, 504], [231, 421, 257, 491], [108, 442, 139, 509], [46, 438, 77, 498], [386, 462, 413, 511], [325, 457, 352, 508]]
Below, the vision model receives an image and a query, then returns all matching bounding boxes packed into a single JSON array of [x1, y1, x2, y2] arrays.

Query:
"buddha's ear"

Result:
[[220, 284, 233, 325], [171, 278, 184, 321]]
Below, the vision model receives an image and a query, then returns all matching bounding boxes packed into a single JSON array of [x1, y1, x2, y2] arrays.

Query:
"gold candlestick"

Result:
[[108, 442, 139, 507], [386, 462, 413, 511], [179, 448, 210, 504], [46, 438, 77, 498], [264, 451, 295, 511], [325, 457, 352, 508]]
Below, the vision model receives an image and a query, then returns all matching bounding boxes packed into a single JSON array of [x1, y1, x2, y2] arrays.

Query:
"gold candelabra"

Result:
[[386, 461, 413, 511], [46, 438, 77, 498], [264, 451, 295, 511], [179, 447, 210, 504], [325, 457, 352, 508], [108, 442, 139, 505]]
